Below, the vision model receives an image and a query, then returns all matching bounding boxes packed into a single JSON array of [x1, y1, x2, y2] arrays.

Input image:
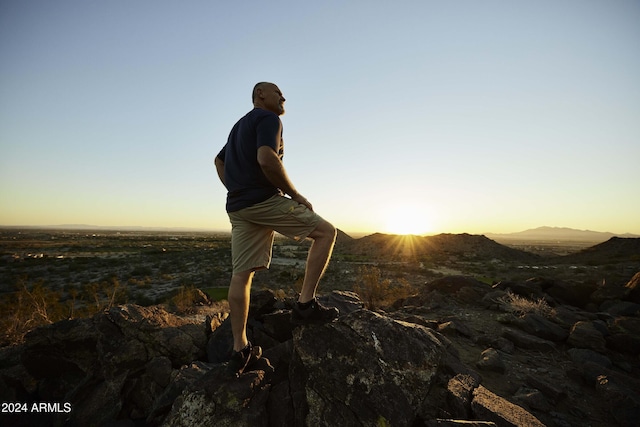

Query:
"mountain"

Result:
[[341, 232, 540, 262], [485, 226, 639, 243], [559, 237, 640, 264]]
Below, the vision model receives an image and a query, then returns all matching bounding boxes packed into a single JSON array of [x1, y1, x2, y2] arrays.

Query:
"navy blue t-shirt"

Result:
[[217, 108, 284, 212]]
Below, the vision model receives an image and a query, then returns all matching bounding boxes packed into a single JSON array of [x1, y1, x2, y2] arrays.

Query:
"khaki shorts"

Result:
[[228, 195, 323, 274]]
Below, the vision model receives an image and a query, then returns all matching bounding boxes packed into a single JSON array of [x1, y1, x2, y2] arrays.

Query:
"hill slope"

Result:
[[486, 226, 639, 243], [559, 237, 640, 264], [341, 232, 540, 262]]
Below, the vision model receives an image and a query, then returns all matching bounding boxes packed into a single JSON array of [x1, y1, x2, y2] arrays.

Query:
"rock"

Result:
[[439, 319, 473, 338], [493, 278, 545, 300], [624, 272, 640, 304], [590, 280, 630, 305], [546, 280, 597, 308], [146, 356, 173, 388], [447, 374, 480, 418], [249, 289, 278, 318], [476, 348, 506, 374], [290, 309, 444, 426], [441, 351, 483, 385], [475, 335, 515, 354], [7, 280, 640, 427], [426, 420, 498, 426], [260, 310, 295, 343], [577, 361, 640, 396], [606, 333, 640, 356], [319, 290, 365, 316], [523, 277, 557, 292], [501, 328, 555, 351], [525, 375, 566, 403], [567, 348, 612, 369], [513, 386, 552, 412], [481, 290, 508, 310], [552, 305, 594, 329], [162, 362, 274, 427], [122, 358, 174, 419], [600, 301, 640, 317], [192, 288, 214, 306], [19, 304, 211, 426], [102, 305, 208, 366], [206, 317, 234, 364], [567, 321, 607, 353], [595, 374, 640, 427], [471, 385, 545, 427], [511, 313, 568, 342], [613, 316, 640, 334], [20, 317, 99, 401], [426, 276, 491, 295], [147, 361, 211, 425], [267, 380, 295, 427]]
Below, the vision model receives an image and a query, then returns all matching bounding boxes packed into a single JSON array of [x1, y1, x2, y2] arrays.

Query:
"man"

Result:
[[215, 82, 339, 376]]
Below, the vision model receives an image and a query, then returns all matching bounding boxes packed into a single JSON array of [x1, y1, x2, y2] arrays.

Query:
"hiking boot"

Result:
[[227, 342, 262, 377], [291, 298, 339, 325]]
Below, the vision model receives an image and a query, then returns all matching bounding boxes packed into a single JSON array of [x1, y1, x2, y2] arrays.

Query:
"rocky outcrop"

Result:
[[291, 309, 443, 426], [2, 272, 640, 426]]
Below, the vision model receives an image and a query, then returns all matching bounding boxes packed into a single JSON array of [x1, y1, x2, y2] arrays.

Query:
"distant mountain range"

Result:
[[485, 226, 639, 243], [2, 224, 638, 243]]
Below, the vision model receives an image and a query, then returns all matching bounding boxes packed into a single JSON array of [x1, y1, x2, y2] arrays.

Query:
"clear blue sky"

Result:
[[1, 1, 639, 235]]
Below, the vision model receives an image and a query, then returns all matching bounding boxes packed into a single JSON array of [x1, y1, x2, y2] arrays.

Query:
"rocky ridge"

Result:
[[1, 272, 639, 426], [342, 233, 541, 262]]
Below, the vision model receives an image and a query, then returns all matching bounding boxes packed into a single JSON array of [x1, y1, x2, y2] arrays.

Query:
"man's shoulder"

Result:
[[245, 108, 280, 123]]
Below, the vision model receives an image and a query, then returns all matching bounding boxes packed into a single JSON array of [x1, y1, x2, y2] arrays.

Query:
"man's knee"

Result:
[[229, 270, 254, 294], [310, 219, 336, 241]]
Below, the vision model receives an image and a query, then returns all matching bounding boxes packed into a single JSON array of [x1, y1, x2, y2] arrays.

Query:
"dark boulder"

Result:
[[568, 321, 607, 353], [290, 309, 444, 426], [510, 313, 569, 342], [19, 304, 210, 426]]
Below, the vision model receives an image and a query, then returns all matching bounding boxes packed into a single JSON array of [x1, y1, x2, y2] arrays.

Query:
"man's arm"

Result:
[[214, 155, 226, 188], [257, 146, 313, 211]]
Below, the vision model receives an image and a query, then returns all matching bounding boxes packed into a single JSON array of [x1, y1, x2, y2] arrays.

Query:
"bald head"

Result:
[[252, 82, 274, 102], [252, 82, 286, 116]]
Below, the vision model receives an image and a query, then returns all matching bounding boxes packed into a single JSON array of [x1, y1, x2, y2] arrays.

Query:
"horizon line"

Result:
[[1, 224, 638, 239]]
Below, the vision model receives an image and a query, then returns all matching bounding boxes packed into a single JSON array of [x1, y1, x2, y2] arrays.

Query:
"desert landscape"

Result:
[[0, 227, 639, 426]]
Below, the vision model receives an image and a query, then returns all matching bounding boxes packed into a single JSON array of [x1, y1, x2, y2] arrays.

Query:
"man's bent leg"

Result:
[[228, 269, 254, 352], [299, 219, 337, 303]]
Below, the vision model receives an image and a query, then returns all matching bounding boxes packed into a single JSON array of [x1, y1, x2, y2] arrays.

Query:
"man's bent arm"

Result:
[[214, 156, 226, 188], [257, 146, 313, 211]]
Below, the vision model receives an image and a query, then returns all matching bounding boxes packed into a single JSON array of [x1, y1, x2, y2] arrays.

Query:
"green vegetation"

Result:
[[202, 287, 229, 302]]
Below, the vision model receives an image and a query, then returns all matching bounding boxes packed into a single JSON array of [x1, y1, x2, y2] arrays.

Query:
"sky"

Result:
[[1, 0, 639, 236]]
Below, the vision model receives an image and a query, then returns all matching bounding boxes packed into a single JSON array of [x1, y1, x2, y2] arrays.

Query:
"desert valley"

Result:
[[0, 226, 639, 426]]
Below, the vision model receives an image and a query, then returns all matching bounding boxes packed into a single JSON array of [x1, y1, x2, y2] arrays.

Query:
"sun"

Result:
[[383, 205, 433, 236]]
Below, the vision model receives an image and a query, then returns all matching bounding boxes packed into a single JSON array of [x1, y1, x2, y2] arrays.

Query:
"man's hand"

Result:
[[291, 193, 313, 211]]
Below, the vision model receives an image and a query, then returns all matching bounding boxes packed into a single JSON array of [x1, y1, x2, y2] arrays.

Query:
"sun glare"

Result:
[[383, 205, 433, 236]]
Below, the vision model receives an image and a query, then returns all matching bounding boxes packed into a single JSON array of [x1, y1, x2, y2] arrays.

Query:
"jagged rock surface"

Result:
[[291, 309, 443, 426], [1, 272, 640, 426]]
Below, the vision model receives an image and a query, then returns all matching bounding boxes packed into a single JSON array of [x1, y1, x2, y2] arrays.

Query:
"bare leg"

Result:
[[228, 269, 254, 352], [298, 219, 337, 303]]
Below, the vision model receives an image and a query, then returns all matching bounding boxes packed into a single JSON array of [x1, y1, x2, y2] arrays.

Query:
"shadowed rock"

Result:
[[291, 309, 444, 426]]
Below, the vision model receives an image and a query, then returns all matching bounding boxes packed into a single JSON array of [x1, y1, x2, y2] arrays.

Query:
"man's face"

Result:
[[261, 84, 286, 116]]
